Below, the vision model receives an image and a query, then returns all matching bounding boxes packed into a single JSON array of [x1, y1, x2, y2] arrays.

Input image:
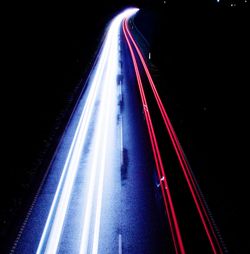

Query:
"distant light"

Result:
[[149, 52, 151, 60], [163, 0, 166, 4], [231, 3, 233, 6], [217, 0, 220, 2]]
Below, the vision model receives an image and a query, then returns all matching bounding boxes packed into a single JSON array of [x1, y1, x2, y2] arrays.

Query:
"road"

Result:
[[10, 8, 167, 254], [10, 7, 225, 254]]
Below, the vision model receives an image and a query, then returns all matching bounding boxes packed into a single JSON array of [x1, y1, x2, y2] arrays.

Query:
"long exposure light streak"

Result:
[[123, 18, 223, 254], [122, 19, 186, 254], [36, 8, 138, 254]]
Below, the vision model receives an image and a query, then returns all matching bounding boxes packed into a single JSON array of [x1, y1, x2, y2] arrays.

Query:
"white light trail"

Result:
[[80, 9, 138, 254], [91, 29, 117, 254], [36, 8, 138, 254]]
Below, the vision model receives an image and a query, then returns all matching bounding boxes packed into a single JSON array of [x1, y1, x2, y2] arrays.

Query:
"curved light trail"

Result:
[[122, 19, 186, 254], [36, 8, 138, 254], [123, 17, 223, 254]]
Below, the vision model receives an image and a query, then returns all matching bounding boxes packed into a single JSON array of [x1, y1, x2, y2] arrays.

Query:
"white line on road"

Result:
[[120, 79, 123, 165], [120, 115, 123, 165], [119, 234, 122, 254]]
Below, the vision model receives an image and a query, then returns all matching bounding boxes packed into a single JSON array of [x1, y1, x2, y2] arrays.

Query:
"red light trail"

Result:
[[123, 18, 223, 254], [122, 19, 185, 254]]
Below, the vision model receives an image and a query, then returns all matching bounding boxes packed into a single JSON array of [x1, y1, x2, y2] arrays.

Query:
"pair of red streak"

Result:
[[123, 18, 223, 254], [122, 20, 185, 254]]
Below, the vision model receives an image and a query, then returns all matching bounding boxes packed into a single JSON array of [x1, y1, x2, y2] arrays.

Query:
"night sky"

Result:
[[1, 0, 249, 253]]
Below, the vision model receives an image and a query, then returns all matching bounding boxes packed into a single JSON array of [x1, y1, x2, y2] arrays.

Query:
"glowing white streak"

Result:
[[78, 29, 116, 254], [36, 26, 113, 254], [92, 24, 119, 254], [79, 25, 117, 254], [36, 8, 138, 254], [79, 10, 138, 254], [91, 63, 114, 254]]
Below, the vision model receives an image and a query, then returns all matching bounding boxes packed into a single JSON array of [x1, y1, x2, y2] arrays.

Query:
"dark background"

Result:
[[1, 0, 249, 253]]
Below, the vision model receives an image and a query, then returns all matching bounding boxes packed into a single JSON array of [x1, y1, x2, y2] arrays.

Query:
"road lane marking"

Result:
[[120, 116, 123, 165], [119, 234, 122, 254]]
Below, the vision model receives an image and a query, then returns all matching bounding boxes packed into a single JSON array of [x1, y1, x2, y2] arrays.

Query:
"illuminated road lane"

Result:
[[11, 8, 167, 254]]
